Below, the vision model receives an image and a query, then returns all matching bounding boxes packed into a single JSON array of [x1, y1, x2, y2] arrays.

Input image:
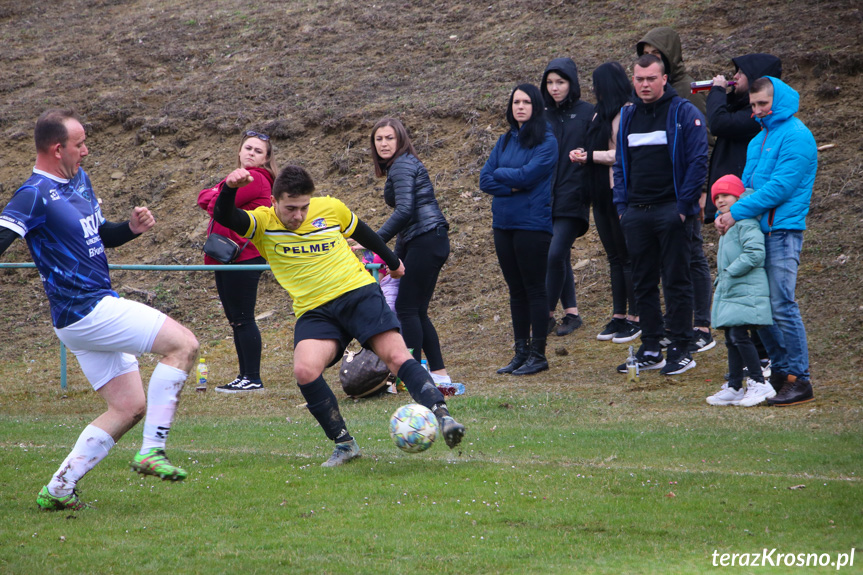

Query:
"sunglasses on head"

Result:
[[244, 130, 269, 141]]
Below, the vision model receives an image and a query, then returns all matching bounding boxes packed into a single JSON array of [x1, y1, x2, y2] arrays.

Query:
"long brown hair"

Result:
[[236, 131, 277, 180], [370, 117, 417, 177]]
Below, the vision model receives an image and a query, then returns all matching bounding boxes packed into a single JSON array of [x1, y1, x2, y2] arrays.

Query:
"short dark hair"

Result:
[[35, 109, 80, 153], [370, 117, 417, 178], [272, 165, 315, 201], [750, 77, 774, 96], [635, 54, 664, 75]]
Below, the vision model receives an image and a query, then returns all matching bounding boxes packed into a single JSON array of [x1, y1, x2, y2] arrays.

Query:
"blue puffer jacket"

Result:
[[730, 78, 817, 233], [612, 85, 709, 217], [711, 192, 772, 328], [480, 126, 557, 233]]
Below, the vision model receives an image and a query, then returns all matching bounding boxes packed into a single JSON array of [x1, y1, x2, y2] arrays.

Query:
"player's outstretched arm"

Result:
[[213, 182, 252, 235], [100, 206, 154, 248], [350, 219, 400, 271], [0, 227, 18, 256], [100, 220, 140, 248]]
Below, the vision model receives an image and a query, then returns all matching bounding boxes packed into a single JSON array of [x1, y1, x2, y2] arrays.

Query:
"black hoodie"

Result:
[[626, 86, 677, 206], [704, 53, 782, 221], [540, 58, 594, 229]]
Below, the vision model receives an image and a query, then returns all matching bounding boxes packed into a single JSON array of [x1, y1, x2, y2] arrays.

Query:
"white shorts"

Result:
[[54, 296, 167, 391]]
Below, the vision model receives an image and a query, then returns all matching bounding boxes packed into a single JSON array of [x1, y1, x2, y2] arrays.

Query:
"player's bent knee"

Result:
[[294, 364, 321, 386]]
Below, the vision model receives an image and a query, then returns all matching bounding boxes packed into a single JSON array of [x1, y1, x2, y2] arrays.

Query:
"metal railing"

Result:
[[0, 261, 380, 389]]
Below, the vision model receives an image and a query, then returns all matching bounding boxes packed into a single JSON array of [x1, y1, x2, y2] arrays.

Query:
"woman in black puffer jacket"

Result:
[[541, 58, 594, 337], [370, 118, 452, 384]]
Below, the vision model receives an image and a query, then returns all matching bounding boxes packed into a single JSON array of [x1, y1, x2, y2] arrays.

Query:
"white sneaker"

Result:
[[431, 373, 452, 385], [705, 383, 744, 406], [738, 379, 777, 407]]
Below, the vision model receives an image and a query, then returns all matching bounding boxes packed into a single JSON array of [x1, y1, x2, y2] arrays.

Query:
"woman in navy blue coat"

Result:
[[480, 84, 558, 376]]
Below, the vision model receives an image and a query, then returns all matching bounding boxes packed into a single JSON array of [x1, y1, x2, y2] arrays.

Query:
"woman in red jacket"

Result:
[[197, 131, 276, 393]]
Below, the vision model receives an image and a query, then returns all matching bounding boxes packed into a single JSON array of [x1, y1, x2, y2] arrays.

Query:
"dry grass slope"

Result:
[[0, 0, 861, 394]]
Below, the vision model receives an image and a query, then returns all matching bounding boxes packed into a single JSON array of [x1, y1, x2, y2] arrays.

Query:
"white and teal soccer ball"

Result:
[[389, 403, 438, 453]]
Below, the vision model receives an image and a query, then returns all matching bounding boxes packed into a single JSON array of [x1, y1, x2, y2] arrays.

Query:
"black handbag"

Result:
[[203, 220, 250, 264], [339, 348, 391, 398]]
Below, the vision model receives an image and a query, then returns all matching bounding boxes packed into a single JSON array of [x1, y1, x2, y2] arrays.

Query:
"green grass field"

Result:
[[2, 374, 861, 574]]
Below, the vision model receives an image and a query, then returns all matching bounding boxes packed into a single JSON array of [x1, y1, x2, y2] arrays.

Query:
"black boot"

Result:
[[769, 370, 787, 393], [512, 338, 548, 376], [497, 339, 530, 374], [767, 375, 814, 406]]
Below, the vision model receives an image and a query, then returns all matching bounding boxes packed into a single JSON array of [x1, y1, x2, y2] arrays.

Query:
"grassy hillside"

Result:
[[0, 0, 861, 389]]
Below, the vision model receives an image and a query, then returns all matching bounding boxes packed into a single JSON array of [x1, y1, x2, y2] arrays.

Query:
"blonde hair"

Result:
[[236, 131, 277, 179]]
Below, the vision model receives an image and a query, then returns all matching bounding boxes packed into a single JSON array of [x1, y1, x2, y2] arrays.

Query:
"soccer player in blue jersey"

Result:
[[213, 164, 465, 466], [0, 110, 200, 510]]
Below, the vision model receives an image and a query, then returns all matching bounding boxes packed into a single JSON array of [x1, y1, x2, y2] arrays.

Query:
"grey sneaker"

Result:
[[321, 439, 361, 467], [688, 329, 716, 353], [439, 416, 466, 449]]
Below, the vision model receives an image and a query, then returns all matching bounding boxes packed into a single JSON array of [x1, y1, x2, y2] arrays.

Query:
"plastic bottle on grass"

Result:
[[196, 357, 208, 392], [626, 346, 639, 384]]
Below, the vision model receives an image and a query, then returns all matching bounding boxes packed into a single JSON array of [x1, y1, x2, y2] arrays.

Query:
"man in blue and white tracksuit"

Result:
[[715, 77, 817, 406], [613, 54, 709, 376]]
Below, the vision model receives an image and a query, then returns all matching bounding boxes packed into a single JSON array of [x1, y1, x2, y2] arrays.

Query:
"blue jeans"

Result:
[[757, 231, 810, 379]]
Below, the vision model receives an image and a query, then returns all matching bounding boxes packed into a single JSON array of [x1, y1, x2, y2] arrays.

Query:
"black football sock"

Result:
[[397, 359, 444, 410], [298, 375, 352, 443]]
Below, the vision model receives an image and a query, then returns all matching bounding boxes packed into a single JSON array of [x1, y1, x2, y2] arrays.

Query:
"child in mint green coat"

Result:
[[706, 175, 773, 407]]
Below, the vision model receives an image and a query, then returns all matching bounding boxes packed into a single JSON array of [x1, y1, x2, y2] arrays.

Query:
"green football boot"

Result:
[[131, 448, 188, 481], [37, 485, 88, 511]]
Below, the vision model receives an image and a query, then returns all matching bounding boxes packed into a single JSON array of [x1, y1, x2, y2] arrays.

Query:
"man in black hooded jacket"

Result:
[[705, 53, 783, 222]]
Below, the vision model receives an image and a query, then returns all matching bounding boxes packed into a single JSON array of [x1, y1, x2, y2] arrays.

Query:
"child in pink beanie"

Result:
[[706, 175, 774, 407]]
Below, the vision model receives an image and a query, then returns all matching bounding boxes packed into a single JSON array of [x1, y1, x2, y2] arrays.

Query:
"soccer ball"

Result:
[[389, 403, 438, 453]]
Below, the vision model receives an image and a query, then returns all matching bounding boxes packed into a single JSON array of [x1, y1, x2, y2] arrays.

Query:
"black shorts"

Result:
[[294, 283, 401, 367]]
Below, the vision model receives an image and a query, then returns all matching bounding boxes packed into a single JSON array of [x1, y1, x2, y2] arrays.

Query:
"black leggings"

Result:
[[546, 217, 587, 313], [724, 326, 764, 389], [214, 255, 265, 380], [396, 227, 450, 371], [593, 189, 636, 316], [493, 228, 551, 340]]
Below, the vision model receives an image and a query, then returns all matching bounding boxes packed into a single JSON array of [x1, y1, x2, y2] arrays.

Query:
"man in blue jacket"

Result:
[[613, 54, 709, 376], [715, 77, 817, 406]]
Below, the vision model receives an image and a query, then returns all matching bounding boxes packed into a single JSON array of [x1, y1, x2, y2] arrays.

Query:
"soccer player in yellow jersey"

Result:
[[214, 165, 465, 466]]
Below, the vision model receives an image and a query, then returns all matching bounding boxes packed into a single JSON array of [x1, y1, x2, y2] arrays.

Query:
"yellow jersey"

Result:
[[243, 196, 375, 317]]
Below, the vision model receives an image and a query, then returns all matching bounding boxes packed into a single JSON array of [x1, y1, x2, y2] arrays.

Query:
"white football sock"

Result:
[[48, 424, 115, 496], [140, 363, 187, 454]]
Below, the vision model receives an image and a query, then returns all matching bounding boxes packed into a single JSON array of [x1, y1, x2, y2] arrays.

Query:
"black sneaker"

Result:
[[616, 345, 665, 373], [215, 377, 243, 393], [611, 321, 641, 344], [547, 317, 557, 336], [660, 346, 696, 376], [658, 334, 672, 348], [597, 318, 626, 341], [555, 314, 582, 336], [688, 329, 716, 353], [216, 378, 264, 394]]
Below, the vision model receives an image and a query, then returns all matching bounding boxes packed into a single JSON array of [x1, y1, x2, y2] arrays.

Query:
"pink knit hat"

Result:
[[711, 174, 745, 204]]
